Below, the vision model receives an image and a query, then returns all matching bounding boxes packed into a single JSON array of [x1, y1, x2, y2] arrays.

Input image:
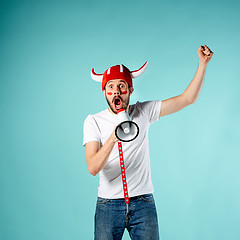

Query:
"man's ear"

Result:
[[129, 87, 134, 96]]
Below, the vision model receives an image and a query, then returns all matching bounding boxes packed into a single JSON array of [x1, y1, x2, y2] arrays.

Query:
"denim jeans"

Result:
[[94, 194, 159, 240]]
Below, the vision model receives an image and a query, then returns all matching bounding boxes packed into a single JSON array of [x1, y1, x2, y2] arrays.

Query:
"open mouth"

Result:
[[114, 97, 123, 110]]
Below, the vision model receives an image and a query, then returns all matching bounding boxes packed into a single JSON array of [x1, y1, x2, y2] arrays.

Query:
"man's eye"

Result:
[[109, 85, 113, 88], [120, 85, 124, 88]]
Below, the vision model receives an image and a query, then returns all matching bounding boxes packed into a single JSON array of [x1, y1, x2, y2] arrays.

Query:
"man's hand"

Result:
[[110, 127, 119, 143], [197, 45, 214, 65]]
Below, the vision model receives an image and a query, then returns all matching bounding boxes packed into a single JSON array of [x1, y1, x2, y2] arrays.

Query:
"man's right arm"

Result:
[[85, 129, 118, 176]]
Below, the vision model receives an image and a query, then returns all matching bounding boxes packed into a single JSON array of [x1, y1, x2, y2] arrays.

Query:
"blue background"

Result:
[[1, 0, 240, 239]]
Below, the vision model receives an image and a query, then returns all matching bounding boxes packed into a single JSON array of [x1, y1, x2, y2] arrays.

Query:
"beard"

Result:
[[105, 95, 130, 114]]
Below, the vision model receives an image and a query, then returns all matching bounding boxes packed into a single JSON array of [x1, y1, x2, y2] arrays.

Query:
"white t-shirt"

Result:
[[83, 101, 162, 199]]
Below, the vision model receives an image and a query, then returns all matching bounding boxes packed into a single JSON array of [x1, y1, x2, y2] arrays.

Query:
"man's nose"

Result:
[[113, 86, 120, 95]]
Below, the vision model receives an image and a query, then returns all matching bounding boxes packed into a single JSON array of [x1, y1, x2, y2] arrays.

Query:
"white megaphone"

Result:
[[115, 109, 139, 142]]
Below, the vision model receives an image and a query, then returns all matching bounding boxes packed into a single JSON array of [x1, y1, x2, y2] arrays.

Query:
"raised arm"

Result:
[[160, 45, 214, 117]]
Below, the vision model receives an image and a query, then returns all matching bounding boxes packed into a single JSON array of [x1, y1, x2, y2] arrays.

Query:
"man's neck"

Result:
[[108, 106, 130, 115]]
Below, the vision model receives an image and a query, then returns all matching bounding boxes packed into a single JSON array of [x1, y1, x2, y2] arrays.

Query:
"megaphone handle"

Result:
[[118, 142, 129, 205]]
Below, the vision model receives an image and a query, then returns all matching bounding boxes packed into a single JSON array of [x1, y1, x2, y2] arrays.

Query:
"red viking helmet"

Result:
[[91, 62, 148, 90]]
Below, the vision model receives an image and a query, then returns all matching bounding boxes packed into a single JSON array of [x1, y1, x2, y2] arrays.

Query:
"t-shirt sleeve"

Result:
[[137, 100, 162, 124], [83, 115, 101, 147]]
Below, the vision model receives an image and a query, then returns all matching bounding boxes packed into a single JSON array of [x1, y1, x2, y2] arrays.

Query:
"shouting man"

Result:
[[83, 45, 213, 240]]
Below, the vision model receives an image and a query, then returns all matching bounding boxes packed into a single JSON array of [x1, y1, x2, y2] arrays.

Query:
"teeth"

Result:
[[114, 97, 122, 109]]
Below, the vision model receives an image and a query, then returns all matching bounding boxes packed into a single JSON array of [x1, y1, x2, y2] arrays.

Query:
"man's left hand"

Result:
[[197, 45, 214, 65]]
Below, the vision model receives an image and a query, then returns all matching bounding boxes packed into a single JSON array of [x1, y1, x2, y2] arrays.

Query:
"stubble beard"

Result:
[[106, 95, 130, 114]]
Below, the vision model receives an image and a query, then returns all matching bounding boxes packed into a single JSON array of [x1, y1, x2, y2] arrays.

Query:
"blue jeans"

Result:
[[94, 194, 159, 240]]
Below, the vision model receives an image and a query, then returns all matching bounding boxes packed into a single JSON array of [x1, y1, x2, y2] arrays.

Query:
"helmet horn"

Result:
[[91, 68, 103, 82], [131, 61, 148, 78]]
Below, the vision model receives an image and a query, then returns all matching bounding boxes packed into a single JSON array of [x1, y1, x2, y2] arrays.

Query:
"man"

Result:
[[83, 45, 213, 239]]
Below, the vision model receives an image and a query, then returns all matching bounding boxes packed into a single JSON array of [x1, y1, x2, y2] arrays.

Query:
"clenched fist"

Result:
[[197, 45, 214, 65]]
